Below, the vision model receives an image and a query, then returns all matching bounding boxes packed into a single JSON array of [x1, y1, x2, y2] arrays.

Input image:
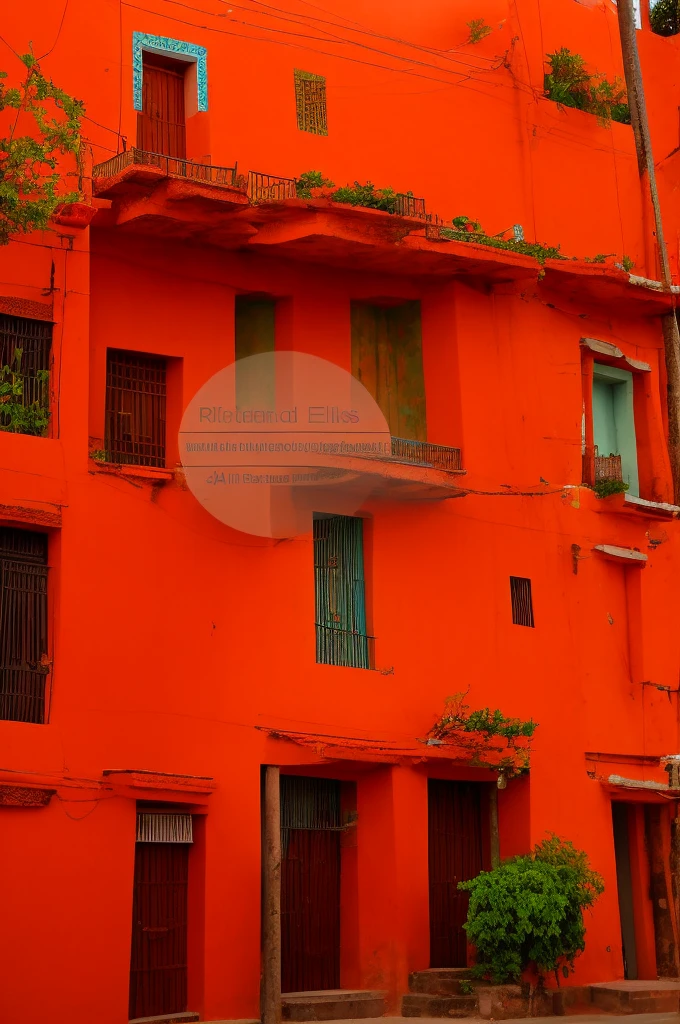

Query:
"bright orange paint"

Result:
[[2, 1, 680, 1022]]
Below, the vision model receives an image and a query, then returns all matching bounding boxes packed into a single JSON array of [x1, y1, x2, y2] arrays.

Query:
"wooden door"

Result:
[[137, 53, 186, 157], [129, 843, 189, 1019], [351, 301, 426, 440], [281, 776, 341, 992], [428, 780, 484, 968]]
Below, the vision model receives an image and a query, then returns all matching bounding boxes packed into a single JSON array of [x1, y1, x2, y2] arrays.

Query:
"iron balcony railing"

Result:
[[247, 171, 297, 202], [92, 148, 240, 187], [582, 445, 623, 486], [389, 437, 462, 472], [394, 194, 427, 219], [315, 624, 375, 670]]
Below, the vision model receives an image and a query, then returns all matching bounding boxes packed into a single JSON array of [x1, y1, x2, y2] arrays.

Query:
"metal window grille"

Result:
[[510, 576, 535, 628], [0, 528, 49, 724], [136, 812, 193, 843], [314, 514, 373, 669], [294, 69, 328, 135], [105, 350, 167, 467], [0, 314, 51, 436]]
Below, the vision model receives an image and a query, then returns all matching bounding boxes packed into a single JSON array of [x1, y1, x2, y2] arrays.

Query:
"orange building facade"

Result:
[[3, 1, 680, 1022]]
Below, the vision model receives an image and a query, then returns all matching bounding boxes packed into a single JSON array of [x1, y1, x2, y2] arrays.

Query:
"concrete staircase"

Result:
[[281, 989, 386, 1021], [589, 980, 680, 1014], [402, 968, 551, 1019]]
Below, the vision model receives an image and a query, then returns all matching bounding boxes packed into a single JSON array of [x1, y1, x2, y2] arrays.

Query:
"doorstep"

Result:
[[590, 981, 680, 1015], [129, 1013, 200, 1024], [282, 989, 386, 1021]]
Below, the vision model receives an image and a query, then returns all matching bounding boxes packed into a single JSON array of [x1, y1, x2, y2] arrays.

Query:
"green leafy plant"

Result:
[[467, 18, 492, 44], [441, 223, 566, 265], [295, 171, 412, 213], [90, 448, 109, 462], [620, 255, 635, 272], [593, 477, 629, 498], [544, 48, 630, 126], [650, 0, 680, 36], [0, 349, 50, 435], [427, 692, 537, 775], [0, 51, 84, 244], [459, 980, 475, 996], [459, 835, 604, 984]]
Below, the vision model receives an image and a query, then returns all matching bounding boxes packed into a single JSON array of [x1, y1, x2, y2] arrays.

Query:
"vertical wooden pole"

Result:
[[263, 765, 282, 1024], [617, 0, 680, 504], [489, 785, 500, 870]]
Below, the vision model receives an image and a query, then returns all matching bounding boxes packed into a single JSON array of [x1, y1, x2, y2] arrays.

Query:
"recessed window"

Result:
[[314, 514, 372, 668], [0, 527, 49, 724], [510, 576, 535, 628], [0, 314, 51, 437], [592, 364, 638, 496], [294, 69, 328, 135], [105, 349, 167, 467]]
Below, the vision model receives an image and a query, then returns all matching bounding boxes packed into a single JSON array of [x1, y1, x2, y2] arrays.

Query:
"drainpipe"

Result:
[[263, 765, 282, 1024], [617, 0, 680, 504]]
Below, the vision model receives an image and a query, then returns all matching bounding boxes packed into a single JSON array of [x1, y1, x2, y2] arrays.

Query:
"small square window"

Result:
[[294, 69, 328, 135], [510, 576, 535, 628]]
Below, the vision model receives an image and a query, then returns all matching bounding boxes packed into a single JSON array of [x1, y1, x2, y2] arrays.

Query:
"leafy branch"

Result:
[[0, 349, 50, 436], [0, 51, 84, 245], [427, 691, 537, 775], [544, 48, 630, 126]]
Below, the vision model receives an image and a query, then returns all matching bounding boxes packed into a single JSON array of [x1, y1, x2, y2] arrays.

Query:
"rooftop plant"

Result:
[[441, 220, 566, 265], [295, 170, 411, 213], [593, 477, 629, 499], [460, 834, 604, 984], [0, 51, 84, 245], [650, 0, 680, 35], [544, 48, 630, 126]]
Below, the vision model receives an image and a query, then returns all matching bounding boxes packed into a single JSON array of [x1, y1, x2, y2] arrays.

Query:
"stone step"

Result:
[[129, 1014, 200, 1024], [408, 968, 474, 995], [281, 989, 386, 1021], [401, 993, 480, 1017], [590, 981, 680, 1015]]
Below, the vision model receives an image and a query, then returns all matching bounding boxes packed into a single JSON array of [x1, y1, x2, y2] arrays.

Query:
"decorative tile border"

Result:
[[133, 32, 208, 112]]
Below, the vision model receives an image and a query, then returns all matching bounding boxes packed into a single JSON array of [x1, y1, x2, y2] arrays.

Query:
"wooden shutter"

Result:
[[105, 350, 167, 467], [234, 297, 276, 410], [314, 515, 370, 668], [0, 528, 48, 724], [350, 301, 426, 440], [137, 52, 187, 158]]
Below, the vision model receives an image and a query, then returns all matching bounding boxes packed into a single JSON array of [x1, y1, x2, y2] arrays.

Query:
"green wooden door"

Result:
[[350, 301, 426, 440]]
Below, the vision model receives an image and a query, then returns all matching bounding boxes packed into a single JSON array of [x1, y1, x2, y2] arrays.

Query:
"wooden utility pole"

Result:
[[617, 0, 680, 503], [263, 765, 282, 1024]]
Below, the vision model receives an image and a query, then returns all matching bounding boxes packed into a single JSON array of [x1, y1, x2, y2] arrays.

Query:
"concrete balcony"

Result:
[[328, 437, 466, 502]]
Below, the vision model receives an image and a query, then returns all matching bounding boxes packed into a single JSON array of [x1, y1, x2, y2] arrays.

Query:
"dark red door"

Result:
[[137, 53, 186, 157], [129, 843, 189, 1019], [281, 776, 341, 992], [428, 780, 484, 967]]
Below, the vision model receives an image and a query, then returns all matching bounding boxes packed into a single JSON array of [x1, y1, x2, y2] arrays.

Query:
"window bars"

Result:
[[294, 69, 328, 135], [0, 528, 49, 724], [314, 514, 373, 669], [510, 576, 535, 628], [105, 350, 167, 467], [136, 812, 193, 843], [0, 314, 51, 436]]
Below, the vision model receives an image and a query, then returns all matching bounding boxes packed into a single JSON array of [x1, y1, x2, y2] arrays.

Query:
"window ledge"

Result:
[[623, 494, 680, 518], [593, 544, 648, 566], [89, 458, 174, 482]]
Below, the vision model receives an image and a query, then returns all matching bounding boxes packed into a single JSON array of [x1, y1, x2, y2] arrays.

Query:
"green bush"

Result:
[[459, 835, 604, 983], [593, 478, 629, 499], [544, 48, 630, 125], [650, 0, 680, 35]]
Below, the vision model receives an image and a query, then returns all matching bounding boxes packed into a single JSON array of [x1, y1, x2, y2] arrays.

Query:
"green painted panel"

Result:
[[350, 301, 426, 440], [235, 298, 275, 409], [592, 363, 639, 496]]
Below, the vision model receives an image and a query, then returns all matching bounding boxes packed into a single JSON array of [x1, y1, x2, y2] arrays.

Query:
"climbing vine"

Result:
[[0, 350, 50, 436], [544, 48, 630, 126], [427, 691, 537, 774], [0, 52, 84, 245]]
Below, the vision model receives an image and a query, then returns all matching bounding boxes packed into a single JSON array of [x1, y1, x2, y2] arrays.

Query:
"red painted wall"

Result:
[[2, 1, 680, 1022]]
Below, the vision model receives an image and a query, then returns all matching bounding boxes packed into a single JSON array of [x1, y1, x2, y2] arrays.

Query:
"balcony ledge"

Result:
[[541, 260, 676, 315], [324, 451, 467, 501], [590, 490, 680, 518], [89, 458, 174, 482]]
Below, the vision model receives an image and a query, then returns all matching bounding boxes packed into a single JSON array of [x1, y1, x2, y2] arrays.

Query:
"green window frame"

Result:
[[592, 363, 639, 496], [314, 514, 371, 669]]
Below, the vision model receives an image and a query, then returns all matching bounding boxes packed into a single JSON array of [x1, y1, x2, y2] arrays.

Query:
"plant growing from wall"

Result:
[[0, 51, 84, 244], [0, 349, 50, 435], [650, 0, 680, 35], [460, 834, 604, 984], [427, 691, 537, 774], [467, 18, 492, 44], [441, 221, 566, 265], [544, 48, 630, 126]]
